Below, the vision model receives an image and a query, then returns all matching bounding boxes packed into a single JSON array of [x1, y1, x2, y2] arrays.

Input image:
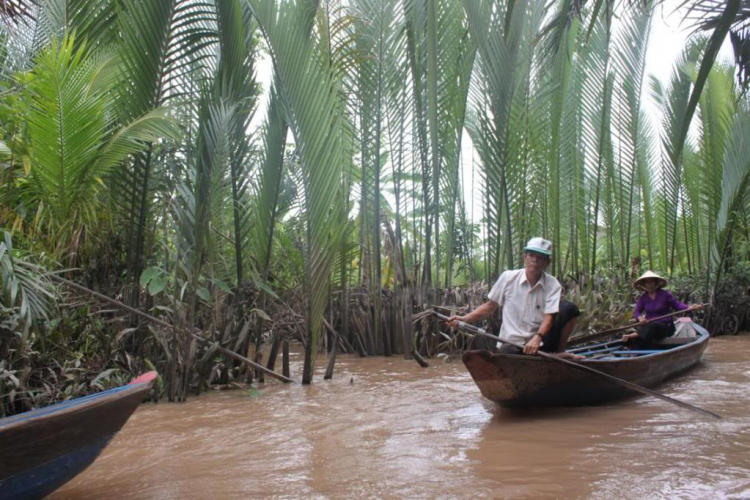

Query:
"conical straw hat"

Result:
[[633, 270, 667, 290]]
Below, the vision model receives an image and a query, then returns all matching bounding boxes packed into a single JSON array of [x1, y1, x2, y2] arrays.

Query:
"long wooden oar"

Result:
[[433, 311, 721, 420], [567, 303, 709, 348], [50, 275, 295, 384]]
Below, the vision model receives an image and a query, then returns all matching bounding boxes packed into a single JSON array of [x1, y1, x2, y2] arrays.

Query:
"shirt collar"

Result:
[[519, 270, 545, 289]]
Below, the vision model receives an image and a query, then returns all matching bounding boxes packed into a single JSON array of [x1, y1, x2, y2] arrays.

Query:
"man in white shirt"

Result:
[[447, 237, 579, 356]]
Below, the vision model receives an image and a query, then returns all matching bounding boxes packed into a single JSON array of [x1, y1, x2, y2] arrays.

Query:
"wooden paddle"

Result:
[[433, 311, 722, 420], [567, 303, 709, 348]]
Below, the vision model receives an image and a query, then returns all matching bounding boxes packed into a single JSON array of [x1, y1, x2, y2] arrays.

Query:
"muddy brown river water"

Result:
[[51, 337, 750, 499]]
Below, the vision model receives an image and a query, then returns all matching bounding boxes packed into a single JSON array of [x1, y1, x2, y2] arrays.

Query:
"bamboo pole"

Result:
[[266, 334, 281, 371], [282, 339, 290, 378], [323, 318, 339, 379]]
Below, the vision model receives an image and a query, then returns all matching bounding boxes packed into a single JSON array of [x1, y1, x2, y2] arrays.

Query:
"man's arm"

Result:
[[539, 313, 554, 336], [447, 271, 508, 327], [523, 313, 554, 355], [446, 300, 498, 327]]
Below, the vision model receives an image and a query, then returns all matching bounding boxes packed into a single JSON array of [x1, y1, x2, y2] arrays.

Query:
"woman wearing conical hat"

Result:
[[622, 271, 693, 349]]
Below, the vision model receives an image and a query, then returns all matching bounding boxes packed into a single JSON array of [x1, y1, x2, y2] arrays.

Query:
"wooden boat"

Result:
[[462, 324, 709, 408], [0, 371, 157, 500]]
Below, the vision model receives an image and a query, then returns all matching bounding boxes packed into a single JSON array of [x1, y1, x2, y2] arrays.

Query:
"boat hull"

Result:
[[0, 372, 156, 500], [462, 333, 709, 408]]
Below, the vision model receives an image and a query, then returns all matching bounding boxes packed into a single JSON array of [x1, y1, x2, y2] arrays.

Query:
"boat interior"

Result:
[[566, 334, 701, 360]]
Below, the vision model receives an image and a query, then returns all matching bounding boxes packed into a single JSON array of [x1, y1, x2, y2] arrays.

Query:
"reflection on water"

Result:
[[52, 337, 750, 499]]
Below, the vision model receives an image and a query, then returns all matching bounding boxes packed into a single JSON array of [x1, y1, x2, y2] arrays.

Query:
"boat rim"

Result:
[[0, 371, 156, 430], [474, 328, 710, 365]]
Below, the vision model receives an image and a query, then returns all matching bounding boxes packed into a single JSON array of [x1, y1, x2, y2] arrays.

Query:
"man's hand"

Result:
[[638, 316, 648, 325], [445, 301, 498, 329], [446, 315, 464, 329], [524, 334, 542, 355]]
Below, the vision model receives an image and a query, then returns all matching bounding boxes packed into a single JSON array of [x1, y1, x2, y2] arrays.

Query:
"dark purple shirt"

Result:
[[634, 289, 689, 325]]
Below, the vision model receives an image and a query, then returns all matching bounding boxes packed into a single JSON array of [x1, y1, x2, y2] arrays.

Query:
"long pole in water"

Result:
[[433, 311, 722, 420], [50, 275, 295, 384]]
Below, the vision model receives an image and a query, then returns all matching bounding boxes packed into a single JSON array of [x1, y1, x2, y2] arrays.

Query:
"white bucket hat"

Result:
[[633, 270, 667, 290], [524, 237, 552, 256]]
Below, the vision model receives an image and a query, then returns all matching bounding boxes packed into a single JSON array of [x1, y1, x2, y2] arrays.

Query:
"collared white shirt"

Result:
[[487, 269, 562, 346]]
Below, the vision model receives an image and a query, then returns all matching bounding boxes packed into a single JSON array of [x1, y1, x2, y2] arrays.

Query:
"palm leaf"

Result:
[[110, 0, 217, 287], [712, 102, 750, 283], [693, 62, 736, 273], [0, 231, 55, 326], [216, 0, 259, 286], [658, 38, 705, 272], [22, 33, 180, 259], [247, 0, 346, 383], [612, 3, 653, 269], [465, 0, 546, 277]]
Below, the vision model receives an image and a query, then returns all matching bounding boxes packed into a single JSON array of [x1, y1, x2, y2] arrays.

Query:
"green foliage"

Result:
[[465, 0, 547, 278], [0, 232, 54, 326], [140, 266, 169, 295], [12, 33, 181, 260], [248, 0, 348, 383], [713, 104, 750, 282]]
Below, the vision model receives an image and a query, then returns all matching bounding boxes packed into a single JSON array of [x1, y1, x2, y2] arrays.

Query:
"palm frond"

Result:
[[0, 231, 55, 326], [216, 0, 259, 286], [109, 0, 218, 285], [35, 0, 119, 48], [659, 37, 705, 272], [612, 3, 653, 268], [712, 101, 750, 280], [465, 0, 546, 277], [247, 0, 347, 383], [251, 82, 288, 283], [694, 62, 736, 271], [22, 33, 180, 259]]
